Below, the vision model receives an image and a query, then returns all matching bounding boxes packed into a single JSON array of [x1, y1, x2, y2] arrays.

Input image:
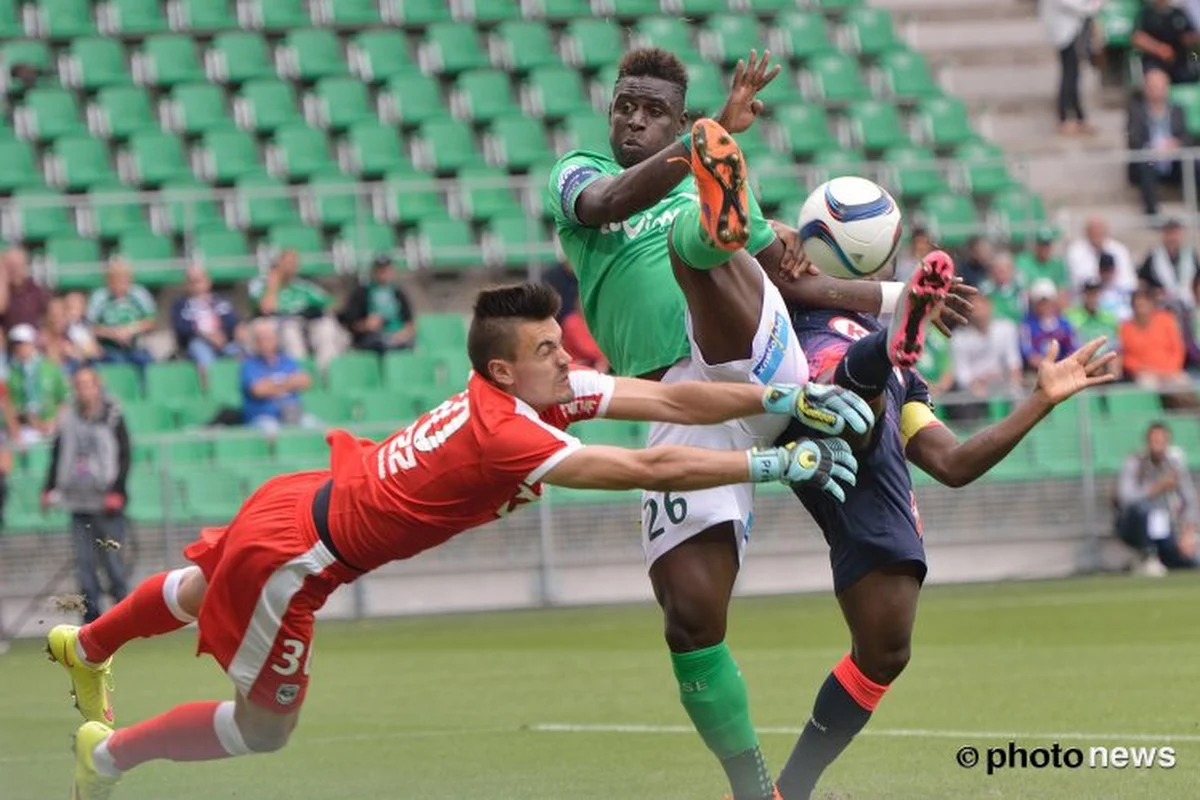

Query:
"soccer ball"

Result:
[[797, 176, 903, 280]]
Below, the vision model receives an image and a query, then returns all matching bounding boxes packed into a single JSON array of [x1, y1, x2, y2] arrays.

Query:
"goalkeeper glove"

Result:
[[747, 438, 858, 503], [763, 383, 874, 437]]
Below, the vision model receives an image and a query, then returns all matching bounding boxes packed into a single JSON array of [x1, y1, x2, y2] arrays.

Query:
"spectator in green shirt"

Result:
[[980, 250, 1028, 323], [1015, 227, 1069, 288], [914, 326, 955, 397], [7, 323, 69, 444], [338, 254, 416, 354], [86, 259, 156, 371], [1066, 279, 1122, 377], [248, 249, 344, 370]]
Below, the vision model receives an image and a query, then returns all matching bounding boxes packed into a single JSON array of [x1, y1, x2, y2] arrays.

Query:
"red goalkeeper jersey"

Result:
[[325, 369, 615, 572]]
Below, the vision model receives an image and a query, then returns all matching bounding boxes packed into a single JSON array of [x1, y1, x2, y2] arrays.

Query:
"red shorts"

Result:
[[184, 470, 358, 713]]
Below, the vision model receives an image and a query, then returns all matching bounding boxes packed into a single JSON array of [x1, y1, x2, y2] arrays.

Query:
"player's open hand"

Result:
[[930, 278, 976, 336], [765, 382, 875, 437], [768, 220, 819, 281], [1034, 337, 1118, 404], [779, 438, 858, 502], [716, 50, 781, 134]]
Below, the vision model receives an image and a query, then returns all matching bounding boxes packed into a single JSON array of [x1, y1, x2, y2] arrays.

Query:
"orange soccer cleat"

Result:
[[688, 118, 750, 252]]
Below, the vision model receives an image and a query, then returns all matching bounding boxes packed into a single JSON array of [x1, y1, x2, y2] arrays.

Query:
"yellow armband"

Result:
[[900, 401, 942, 447]]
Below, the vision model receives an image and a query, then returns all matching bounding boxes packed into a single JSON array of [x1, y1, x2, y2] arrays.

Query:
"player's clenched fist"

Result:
[[763, 383, 874, 437], [748, 438, 858, 502]]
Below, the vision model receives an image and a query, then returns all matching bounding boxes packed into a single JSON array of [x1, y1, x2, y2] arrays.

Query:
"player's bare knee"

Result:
[[239, 714, 297, 753], [175, 566, 206, 618], [662, 599, 727, 652], [857, 641, 911, 685]]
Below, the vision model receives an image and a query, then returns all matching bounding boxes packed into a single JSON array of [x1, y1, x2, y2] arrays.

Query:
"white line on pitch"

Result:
[[529, 723, 1200, 743]]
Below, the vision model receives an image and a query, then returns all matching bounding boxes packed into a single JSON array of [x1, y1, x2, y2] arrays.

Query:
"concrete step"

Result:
[[871, 0, 1032, 23], [944, 61, 1106, 112], [907, 17, 1048, 63], [983, 107, 1126, 155]]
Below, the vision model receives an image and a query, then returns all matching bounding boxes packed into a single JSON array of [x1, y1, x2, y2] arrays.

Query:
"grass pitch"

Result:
[[3, 574, 1199, 799]]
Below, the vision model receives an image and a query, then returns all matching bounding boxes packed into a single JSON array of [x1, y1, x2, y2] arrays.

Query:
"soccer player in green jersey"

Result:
[[545, 48, 959, 799]]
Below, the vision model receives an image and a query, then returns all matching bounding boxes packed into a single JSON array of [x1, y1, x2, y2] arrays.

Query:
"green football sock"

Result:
[[672, 642, 775, 800], [669, 204, 731, 272]]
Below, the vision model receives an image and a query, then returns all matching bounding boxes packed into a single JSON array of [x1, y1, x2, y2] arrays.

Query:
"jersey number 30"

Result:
[[644, 492, 688, 541]]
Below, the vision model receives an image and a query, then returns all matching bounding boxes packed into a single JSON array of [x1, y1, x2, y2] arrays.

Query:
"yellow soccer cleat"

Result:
[[71, 721, 120, 800], [46, 625, 115, 725]]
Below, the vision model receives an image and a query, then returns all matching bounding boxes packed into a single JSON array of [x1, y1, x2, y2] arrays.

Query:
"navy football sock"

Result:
[[833, 330, 892, 402]]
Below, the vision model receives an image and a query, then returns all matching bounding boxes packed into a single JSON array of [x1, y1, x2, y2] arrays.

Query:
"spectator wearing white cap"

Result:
[[7, 323, 69, 444], [1021, 278, 1077, 371]]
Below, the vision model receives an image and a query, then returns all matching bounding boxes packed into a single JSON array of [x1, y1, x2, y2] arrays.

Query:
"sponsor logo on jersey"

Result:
[[751, 311, 790, 384], [601, 193, 698, 239], [559, 395, 600, 419], [830, 316, 871, 340], [497, 482, 540, 518], [276, 684, 299, 706]]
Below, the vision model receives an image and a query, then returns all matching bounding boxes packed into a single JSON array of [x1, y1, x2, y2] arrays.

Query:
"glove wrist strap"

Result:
[[762, 385, 797, 415], [747, 448, 783, 483]]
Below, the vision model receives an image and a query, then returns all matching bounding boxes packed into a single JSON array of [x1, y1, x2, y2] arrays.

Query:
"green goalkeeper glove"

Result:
[[747, 438, 858, 503], [762, 383, 874, 437]]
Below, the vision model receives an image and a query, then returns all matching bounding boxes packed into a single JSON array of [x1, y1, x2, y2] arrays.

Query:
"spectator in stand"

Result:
[[1119, 288, 1198, 408], [248, 248, 341, 370], [1066, 216, 1137, 295], [980, 250, 1027, 323], [1096, 253, 1134, 320], [1016, 226, 1069, 287], [914, 327, 956, 398], [1127, 69, 1199, 217], [1066, 279, 1122, 375], [561, 291, 608, 372], [87, 259, 156, 370], [240, 318, 317, 437], [7, 323, 68, 445], [171, 264, 241, 384], [1115, 421, 1199, 575], [950, 294, 1024, 400], [1020, 278, 1076, 372], [1133, 0, 1200, 84], [41, 366, 132, 621], [41, 296, 102, 372], [1138, 218, 1199, 311], [0, 247, 50, 332], [956, 235, 993, 287], [1040, 0, 1103, 135], [895, 225, 934, 283], [339, 254, 416, 354]]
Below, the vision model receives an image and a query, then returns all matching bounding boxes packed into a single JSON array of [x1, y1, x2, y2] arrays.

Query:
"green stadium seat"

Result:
[[956, 140, 1016, 195], [192, 225, 254, 282], [157, 178, 224, 233], [19, 87, 87, 142], [804, 53, 871, 104], [562, 19, 623, 72], [146, 361, 202, 406], [770, 11, 839, 62], [96, 363, 141, 403], [273, 431, 328, 468], [336, 221, 398, 266], [122, 400, 177, 435], [267, 223, 335, 276], [13, 188, 75, 242], [813, 0, 865, 11], [843, 8, 903, 57], [328, 351, 383, 393], [245, 0, 310, 30], [203, 358, 243, 405], [878, 49, 941, 102], [685, 62, 727, 115], [435, 351, 472, 392], [749, 153, 800, 211], [184, 471, 248, 521], [38, 0, 96, 39], [382, 70, 446, 128], [1098, 0, 1137, 49], [64, 38, 132, 91], [352, 390, 409, 423], [105, 0, 168, 34], [677, 0, 728, 15], [1105, 389, 1162, 419], [1171, 84, 1200, 136], [560, 110, 610, 153], [702, 15, 762, 66], [415, 117, 483, 173], [302, 390, 354, 424], [168, 83, 234, 136], [417, 313, 467, 351], [117, 230, 176, 279], [411, 218, 477, 270], [171, 0, 237, 30], [45, 236, 102, 284], [200, 129, 263, 184], [310, 77, 374, 132], [207, 32, 276, 85], [733, 125, 773, 160], [0, 140, 43, 192], [610, 0, 663, 18], [883, 145, 948, 201], [348, 30, 412, 85], [420, 22, 488, 76], [454, 69, 520, 123], [236, 174, 300, 231], [454, 167, 518, 222], [487, 116, 552, 170], [321, 0, 382, 26], [810, 146, 867, 182], [305, 171, 360, 229], [918, 96, 974, 149], [91, 86, 157, 141], [88, 186, 147, 241], [123, 131, 190, 188], [0, 0, 19, 37], [391, 0, 453, 25], [52, 135, 118, 191], [537, 0, 591, 21], [847, 100, 908, 152], [524, 65, 590, 120], [484, 212, 555, 268], [918, 193, 979, 248], [236, 79, 303, 134], [457, 0, 522, 23], [990, 187, 1047, 242], [346, 121, 407, 179], [282, 29, 350, 82], [160, 437, 214, 470], [270, 124, 335, 181], [174, 397, 219, 429], [634, 18, 701, 65], [213, 433, 272, 466], [383, 350, 439, 389], [382, 167, 446, 223], [775, 104, 838, 157], [494, 21, 559, 73]]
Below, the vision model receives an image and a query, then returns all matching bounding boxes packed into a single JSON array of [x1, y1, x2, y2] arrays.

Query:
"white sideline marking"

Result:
[[529, 723, 1200, 743]]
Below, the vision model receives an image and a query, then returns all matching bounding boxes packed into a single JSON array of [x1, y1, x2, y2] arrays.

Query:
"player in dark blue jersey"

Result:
[[772, 253, 1118, 799]]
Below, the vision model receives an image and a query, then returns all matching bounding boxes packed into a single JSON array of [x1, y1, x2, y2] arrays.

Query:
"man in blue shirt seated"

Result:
[[240, 318, 318, 437]]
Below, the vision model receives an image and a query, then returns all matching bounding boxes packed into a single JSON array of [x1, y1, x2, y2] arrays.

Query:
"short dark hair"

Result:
[[617, 48, 688, 97], [468, 283, 562, 378]]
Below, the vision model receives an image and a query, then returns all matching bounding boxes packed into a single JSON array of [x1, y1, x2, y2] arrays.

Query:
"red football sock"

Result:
[[78, 569, 195, 663], [99, 701, 251, 773]]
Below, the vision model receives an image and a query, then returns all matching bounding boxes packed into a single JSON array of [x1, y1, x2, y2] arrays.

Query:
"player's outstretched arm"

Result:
[[604, 377, 874, 436], [906, 338, 1117, 488], [543, 438, 858, 500]]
